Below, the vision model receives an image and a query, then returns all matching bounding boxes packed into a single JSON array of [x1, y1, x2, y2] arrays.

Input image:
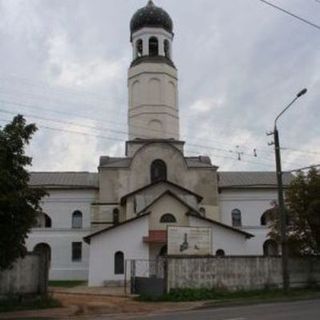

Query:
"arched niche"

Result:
[[148, 78, 161, 103], [263, 239, 279, 256], [148, 119, 164, 138], [149, 36, 159, 56]]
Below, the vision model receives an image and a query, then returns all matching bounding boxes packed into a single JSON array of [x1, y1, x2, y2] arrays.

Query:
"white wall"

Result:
[[26, 189, 97, 280], [219, 189, 278, 255], [189, 216, 249, 256], [88, 215, 149, 287]]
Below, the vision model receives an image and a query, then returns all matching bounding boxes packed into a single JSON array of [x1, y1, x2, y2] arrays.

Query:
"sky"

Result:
[[0, 0, 319, 173]]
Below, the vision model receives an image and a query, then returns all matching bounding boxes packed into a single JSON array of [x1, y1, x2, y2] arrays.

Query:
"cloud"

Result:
[[46, 33, 123, 88], [190, 98, 224, 113], [0, 0, 319, 172]]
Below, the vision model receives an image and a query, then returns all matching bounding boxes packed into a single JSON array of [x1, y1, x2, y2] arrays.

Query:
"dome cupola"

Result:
[[130, 0, 173, 37]]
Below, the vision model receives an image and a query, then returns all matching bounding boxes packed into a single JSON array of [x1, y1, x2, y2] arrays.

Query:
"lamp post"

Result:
[[272, 88, 307, 292]]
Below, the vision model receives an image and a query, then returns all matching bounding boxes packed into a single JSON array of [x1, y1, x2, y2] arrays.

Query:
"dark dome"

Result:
[[130, 1, 173, 35]]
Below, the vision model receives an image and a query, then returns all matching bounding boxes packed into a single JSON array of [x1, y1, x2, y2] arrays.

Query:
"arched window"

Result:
[[44, 214, 52, 228], [33, 243, 51, 266], [263, 239, 279, 256], [35, 213, 52, 228], [164, 39, 170, 58], [231, 209, 242, 227], [149, 37, 158, 56], [114, 251, 124, 274], [72, 210, 83, 229], [160, 213, 176, 223], [151, 159, 167, 183], [199, 207, 206, 217], [261, 208, 276, 226], [136, 39, 143, 58], [113, 208, 119, 225], [216, 249, 225, 257]]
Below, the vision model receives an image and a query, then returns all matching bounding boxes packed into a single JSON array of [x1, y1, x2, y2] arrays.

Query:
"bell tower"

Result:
[[128, 0, 179, 140]]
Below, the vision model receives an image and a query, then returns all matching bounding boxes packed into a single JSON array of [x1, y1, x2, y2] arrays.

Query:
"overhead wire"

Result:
[[0, 97, 310, 169], [0, 108, 287, 167], [0, 79, 314, 169], [0, 75, 279, 155], [257, 0, 320, 31], [0, 97, 277, 159], [0, 115, 306, 170]]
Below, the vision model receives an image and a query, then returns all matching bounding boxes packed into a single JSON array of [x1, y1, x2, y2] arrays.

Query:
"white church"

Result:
[[26, 1, 292, 285]]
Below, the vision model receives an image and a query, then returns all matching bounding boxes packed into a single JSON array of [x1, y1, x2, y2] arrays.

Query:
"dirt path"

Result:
[[0, 292, 203, 319]]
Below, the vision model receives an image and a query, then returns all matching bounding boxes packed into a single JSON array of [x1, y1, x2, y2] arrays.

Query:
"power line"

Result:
[[0, 99, 277, 159], [0, 108, 308, 168], [1, 116, 309, 170], [287, 164, 320, 172], [0, 77, 277, 156], [0, 108, 282, 167], [257, 0, 320, 31], [0, 117, 276, 169], [281, 146, 320, 156]]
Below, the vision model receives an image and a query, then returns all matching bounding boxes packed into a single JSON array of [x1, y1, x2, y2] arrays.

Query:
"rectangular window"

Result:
[[72, 242, 82, 262]]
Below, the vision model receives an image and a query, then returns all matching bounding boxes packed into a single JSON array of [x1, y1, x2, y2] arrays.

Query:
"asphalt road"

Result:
[[92, 299, 320, 320]]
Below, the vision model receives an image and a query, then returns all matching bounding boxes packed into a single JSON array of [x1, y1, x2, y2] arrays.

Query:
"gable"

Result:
[[146, 193, 190, 230]]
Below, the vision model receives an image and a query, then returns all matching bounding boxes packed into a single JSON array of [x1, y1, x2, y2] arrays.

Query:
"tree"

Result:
[[0, 115, 46, 270], [269, 168, 320, 256]]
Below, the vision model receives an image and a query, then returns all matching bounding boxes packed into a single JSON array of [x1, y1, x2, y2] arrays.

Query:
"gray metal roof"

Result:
[[99, 157, 131, 168], [99, 156, 216, 169], [29, 172, 98, 189], [185, 156, 216, 168], [28, 171, 293, 190], [218, 171, 294, 188]]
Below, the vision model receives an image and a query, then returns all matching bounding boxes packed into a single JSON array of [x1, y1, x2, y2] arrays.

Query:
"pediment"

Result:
[[121, 180, 202, 213]]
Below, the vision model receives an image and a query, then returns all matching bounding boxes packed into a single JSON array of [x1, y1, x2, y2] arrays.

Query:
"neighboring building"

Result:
[[26, 1, 292, 282]]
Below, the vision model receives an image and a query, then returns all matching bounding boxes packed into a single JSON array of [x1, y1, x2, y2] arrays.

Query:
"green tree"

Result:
[[269, 168, 320, 255], [0, 115, 46, 270]]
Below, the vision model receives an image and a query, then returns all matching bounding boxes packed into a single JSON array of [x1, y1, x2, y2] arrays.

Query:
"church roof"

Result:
[[120, 180, 203, 205], [129, 190, 254, 239], [185, 156, 217, 168], [99, 157, 131, 168], [99, 155, 216, 169], [218, 171, 294, 189], [29, 172, 98, 189], [134, 189, 201, 216], [28, 171, 294, 190], [130, 0, 173, 36]]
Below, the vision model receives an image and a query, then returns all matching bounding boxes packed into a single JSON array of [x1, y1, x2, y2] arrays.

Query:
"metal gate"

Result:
[[127, 258, 167, 296]]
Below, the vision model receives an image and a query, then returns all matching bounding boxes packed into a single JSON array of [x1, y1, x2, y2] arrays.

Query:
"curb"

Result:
[[195, 294, 320, 310]]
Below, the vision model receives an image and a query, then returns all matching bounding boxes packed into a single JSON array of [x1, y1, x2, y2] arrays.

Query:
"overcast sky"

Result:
[[0, 0, 319, 172]]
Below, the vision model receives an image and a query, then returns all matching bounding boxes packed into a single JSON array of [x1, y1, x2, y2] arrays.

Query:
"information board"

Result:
[[167, 226, 212, 255]]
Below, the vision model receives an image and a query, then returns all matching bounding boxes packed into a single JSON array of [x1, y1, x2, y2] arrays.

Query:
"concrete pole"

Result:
[[274, 126, 289, 292]]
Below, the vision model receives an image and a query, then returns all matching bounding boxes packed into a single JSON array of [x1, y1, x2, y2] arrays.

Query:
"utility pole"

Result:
[[268, 88, 307, 292], [273, 125, 289, 292]]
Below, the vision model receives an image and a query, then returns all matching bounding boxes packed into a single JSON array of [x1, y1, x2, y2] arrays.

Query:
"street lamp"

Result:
[[271, 88, 307, 292]]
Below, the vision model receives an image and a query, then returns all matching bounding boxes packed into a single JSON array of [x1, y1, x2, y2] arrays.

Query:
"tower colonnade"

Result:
[[132, 28, 173, 59], [128, 0, 179, 141]]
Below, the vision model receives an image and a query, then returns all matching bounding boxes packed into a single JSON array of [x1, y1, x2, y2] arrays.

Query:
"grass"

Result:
[[0, 295, 61, 313], [137, 287, 320, 302], [48, 280, 86, 288]]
